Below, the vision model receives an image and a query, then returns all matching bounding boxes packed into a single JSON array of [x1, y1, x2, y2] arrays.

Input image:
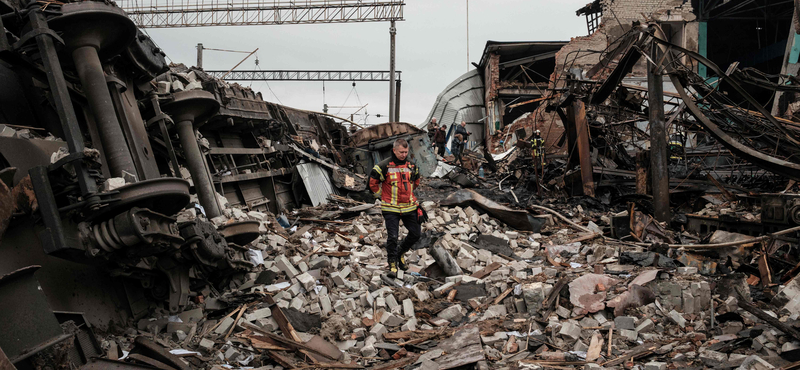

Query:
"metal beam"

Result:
[[119, 0, 404, 28], [499, 50, 558, 69], [648, 44, 670, 223], [204, 70, 401, 81]]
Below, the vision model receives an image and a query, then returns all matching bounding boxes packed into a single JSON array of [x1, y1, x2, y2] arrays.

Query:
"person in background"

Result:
[[531, 130, 545, 166], [369, 139, 421, 275], [432, 125, 447, 157], [427, 117, 438, 142], [453, 121, 470, 164]]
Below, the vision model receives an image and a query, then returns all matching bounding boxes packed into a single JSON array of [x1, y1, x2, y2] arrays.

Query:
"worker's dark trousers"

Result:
[[436, 143, 446, 156], [383, 210, 421, 262]]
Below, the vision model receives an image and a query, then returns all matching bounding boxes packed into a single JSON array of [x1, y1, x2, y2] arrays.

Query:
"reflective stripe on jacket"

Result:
[[368, 155, 420, 213]]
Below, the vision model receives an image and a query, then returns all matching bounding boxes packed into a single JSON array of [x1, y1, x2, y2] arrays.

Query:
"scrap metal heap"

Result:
[[0, 0, 431, 367]]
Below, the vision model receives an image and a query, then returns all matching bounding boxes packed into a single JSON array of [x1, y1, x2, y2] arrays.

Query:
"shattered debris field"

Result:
[[7, 0, 800, 369]]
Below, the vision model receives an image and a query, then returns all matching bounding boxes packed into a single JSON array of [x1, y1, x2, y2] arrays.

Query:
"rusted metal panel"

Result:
[[567, 100, 595, 197]]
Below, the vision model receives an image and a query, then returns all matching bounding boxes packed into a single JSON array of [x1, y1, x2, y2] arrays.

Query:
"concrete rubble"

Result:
[[59, 182, 800, 369], [2, 0, 800, 369]]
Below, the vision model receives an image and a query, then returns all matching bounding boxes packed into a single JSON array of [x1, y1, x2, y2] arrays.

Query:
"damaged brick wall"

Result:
[[553, 0, 696, 82]]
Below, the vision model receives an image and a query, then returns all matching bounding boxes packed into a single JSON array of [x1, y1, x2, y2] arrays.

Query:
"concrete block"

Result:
[[736, 355, 775, 369], [245, 307, 272, 322], [620, 329, 638, 342], [669, 310, 686, 328], [214, 317, 235, 335], [644, 362, 667, 370], [385, 294, 399, 310], [614, 316, 636, 330], [370, 323, 387, 339], [403, 299, 415, 318], [331, 272, 346, 287], [297, 272, 316, 291], [636, 319, 654, 333], [559, 321, 581, 340], [334, 300, 346, 314], [414, 284, 431, 301], [360, 345, 377, 357], [481, 332, 508, 345], [199, 338, 215, 351], [700, 350, 728, 367], [290, 296, 304, 311], [275, 255, 299, 278], [380, 312, 405, 327], [320, 294, 332, 315], [522, 282, 552, 314], [402, 318, 417, 332], [438, 305, 465, 321]]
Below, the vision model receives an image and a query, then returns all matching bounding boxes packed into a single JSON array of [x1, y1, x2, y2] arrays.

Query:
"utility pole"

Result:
[[389, 21, 397, 122], [648, 44, 670, 223], [196, 43, 203, 69], [466, 0, 469, 71]]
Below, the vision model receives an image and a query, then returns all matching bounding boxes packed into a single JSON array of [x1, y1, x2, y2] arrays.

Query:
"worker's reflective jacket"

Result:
[[369, 154, 420, 213]]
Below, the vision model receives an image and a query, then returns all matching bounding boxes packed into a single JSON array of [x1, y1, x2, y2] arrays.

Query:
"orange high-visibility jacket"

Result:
[[368, 156, 420, 213]]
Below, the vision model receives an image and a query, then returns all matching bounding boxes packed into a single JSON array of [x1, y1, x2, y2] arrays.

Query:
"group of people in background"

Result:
[[427, 118, 471, 165]]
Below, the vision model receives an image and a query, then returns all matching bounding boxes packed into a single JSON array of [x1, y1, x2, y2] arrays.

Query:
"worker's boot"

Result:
[[397, 254, 408, 271], [388, 259, 399, 277]]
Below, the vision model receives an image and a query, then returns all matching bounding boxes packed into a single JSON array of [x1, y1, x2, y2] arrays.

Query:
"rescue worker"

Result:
[[531, 129, 545, 166], [369, 139, 421, 274], [668, 134, 685, 162], [432, 125, 447, 157]]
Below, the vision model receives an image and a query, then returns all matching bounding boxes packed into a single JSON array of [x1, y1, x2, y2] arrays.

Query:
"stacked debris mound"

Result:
[[68, 179, 794, 369]]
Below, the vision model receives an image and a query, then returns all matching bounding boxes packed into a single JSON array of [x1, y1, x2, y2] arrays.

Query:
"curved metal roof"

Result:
[[421, 69, 485, 131]]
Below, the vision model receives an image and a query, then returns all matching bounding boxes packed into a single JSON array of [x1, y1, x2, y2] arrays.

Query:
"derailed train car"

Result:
[[0, 0, 388, 366]]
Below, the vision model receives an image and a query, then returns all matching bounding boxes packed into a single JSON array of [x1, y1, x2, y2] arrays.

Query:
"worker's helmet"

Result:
[[535, 130, 541, 135]]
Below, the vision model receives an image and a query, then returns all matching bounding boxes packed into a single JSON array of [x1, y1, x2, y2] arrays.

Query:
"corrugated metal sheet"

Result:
[[421, 69, 485, 133], [296, 163, 337, 206]]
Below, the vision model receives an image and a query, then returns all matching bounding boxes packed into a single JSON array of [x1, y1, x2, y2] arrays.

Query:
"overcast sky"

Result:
[[144, 0, 589, 127]]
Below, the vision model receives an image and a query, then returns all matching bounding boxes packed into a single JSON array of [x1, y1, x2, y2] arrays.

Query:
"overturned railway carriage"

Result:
[[0, 0, 358, 357]]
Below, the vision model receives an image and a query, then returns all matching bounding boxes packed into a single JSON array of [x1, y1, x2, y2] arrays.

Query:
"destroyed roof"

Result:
[[349, 122, 424, 148], [422, 69, 485, 129], [477, 40, 569, 69]]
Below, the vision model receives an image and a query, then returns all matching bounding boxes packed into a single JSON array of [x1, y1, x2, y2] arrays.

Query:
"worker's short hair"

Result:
[[393, 138, 409, 149]]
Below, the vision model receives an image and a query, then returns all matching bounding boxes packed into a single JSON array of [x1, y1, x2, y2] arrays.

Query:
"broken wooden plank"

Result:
[[540, 277, 568, 319], [224, 302, 250, 340], [758, 252, 773, 288], [493, 286, 514, 305], [241, 322, 339, 362], [471, 262, 502, 279], [264, 295, 303, 342], [383, 330, 438, 341], [206, 304, 245, 336], [249, 337, 291, 351], [365, 354, 418, 370], [299, 218, 352, 225], [586, 333, 603, 362], [601, 343, 657, 367], [737, 295, 800, 341], [266, 351, 296, 369], [706, 173, 737, 201]]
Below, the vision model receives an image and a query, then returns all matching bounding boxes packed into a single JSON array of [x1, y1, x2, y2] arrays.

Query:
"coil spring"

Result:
[[92, 218, 125, 252]]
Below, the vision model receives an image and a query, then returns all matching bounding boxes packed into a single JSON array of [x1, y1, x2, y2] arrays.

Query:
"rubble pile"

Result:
[[69, 179, 798, 370]]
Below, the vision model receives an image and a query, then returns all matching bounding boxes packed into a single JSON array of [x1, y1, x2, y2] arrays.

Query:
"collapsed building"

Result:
[[5, 0, 800, 369]]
